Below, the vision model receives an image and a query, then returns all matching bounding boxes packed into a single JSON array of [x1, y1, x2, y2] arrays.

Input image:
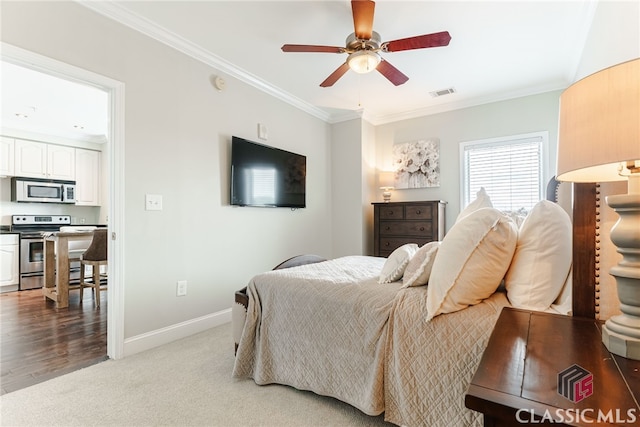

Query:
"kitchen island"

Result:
[[43, 230, 95, 308]]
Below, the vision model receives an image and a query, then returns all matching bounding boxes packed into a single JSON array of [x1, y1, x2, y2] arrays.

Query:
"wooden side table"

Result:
[[465, 308, 640, 426]]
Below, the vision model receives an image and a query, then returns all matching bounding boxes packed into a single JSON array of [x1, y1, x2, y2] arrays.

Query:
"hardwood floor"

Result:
[[0, 288, 107, 395]]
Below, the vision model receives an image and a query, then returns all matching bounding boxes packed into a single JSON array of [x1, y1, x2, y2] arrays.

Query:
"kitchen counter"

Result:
[[0, 226, 17, 234]]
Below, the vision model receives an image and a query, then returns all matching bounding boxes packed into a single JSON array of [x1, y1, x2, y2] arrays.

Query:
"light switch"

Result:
[[258, 123, 268, 140], [145, 194, 163, 211]]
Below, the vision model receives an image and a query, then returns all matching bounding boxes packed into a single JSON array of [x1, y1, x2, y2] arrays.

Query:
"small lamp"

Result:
[[556, 58, 640, 360], [379, 171, 395, 203]]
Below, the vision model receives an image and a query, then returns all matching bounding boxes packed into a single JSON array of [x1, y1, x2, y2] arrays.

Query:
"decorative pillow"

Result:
[[426, 208, 518, 321], [402, 241, 440, 288], [505, 200, 572, 311], [379, 243, 418, 284], [456, 187, 493, 223]]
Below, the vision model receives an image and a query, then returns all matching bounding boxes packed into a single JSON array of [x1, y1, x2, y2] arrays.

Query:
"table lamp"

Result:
[[379, 171, 395, 202], [556, 58, 640, 360]]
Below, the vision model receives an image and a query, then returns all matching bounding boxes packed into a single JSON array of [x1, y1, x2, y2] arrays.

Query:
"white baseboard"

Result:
[[123, 308, 231, 357]]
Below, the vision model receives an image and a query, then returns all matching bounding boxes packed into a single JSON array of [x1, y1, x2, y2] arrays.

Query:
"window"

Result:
[[460, 131, 548, 213]]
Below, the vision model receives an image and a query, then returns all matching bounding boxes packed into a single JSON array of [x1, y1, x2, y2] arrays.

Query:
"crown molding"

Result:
[[77, 1, 332, 123]]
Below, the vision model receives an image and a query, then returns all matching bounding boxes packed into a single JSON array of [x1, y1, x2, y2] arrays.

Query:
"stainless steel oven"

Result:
[[19, 233, 46, 290], [12, 215, 72, 290]]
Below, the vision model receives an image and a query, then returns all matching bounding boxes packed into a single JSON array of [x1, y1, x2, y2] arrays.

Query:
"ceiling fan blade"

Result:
[[376, 59, 409, 86], [281, 44, 344, 53], [320, 62, 351, 87], [384, 31, 452, 52], [352, 0, 375, 40]]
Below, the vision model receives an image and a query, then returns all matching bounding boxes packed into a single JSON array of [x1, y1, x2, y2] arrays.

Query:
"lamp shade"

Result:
[[556, 58, 640, 183], [379, 171, 395, 189]]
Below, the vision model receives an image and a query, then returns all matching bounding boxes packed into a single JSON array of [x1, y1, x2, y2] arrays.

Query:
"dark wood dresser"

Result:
[[372, 200, 446, 257], [465, 308, 640, 426]]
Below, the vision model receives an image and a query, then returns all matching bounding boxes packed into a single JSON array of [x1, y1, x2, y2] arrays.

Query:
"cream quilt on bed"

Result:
[[232, 255, 510, 426], [233, 256, 397, 415], [384, 287, 510, 426]]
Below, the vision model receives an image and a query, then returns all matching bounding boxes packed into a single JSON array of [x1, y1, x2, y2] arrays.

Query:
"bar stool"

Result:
[[59, 226, 96, 286], [79, 229, 108, 307]]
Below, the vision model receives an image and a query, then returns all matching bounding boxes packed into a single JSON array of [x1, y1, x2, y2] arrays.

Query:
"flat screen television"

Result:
[[230, 136, 306, 208]]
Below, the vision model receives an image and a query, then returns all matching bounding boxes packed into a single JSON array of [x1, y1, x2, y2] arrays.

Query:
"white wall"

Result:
[[1, 1, 333, 348], [330, 118, 378, 257], [374, 90, 563, 230], [361, 119, 376, 255], [331, 119, 363, 257]]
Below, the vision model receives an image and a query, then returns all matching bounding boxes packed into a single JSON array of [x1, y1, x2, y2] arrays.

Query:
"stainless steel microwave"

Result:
[[11, 177, 76, 204]]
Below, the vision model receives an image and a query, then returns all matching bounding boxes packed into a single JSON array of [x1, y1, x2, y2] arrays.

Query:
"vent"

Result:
[[430, 87, 456, 98]]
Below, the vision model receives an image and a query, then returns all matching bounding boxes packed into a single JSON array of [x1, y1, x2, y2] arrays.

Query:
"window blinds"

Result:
[[462, 135, 544, 212]]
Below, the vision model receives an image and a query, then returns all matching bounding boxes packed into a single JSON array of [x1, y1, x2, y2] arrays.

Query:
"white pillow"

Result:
[[402, 241, 440, 288], [379, 243, 418, 284], [549, 268, 572, 315], [426, 208, 518, 321], [505, 200, 572, 311], [456, 187, 493, 223]]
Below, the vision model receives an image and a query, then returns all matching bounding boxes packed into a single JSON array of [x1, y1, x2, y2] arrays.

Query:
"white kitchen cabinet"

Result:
[[14, 139, 75, 180], [47, 144, 75, 180], [0, 136, 15, 176], [75, 148, 101, 206], [14, 139, 47, 178], [0, 234, 19, 290]]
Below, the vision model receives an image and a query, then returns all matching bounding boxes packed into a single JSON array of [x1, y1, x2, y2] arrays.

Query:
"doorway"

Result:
[[1, 42, 125, 360]]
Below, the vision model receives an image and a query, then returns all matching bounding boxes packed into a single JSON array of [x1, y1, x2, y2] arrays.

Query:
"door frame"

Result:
[[1, 42, 126, 359]]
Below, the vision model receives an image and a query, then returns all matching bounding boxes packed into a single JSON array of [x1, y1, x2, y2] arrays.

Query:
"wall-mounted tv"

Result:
[[230, 136, 306, 208]]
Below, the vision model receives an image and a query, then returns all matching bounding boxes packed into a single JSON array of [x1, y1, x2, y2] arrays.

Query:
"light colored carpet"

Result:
[[0, 322, 392, 426]]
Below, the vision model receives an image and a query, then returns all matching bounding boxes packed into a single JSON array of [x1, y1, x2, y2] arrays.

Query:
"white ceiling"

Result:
[[1, 1, 597, 141], [1, 61, 109, 143]]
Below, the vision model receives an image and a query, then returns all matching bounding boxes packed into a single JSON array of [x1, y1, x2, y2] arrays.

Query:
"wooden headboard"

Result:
[[547, 178, 597, 318], [572, 183, 598, 318]]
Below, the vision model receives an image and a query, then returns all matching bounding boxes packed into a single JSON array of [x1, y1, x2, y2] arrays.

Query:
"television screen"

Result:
[[230, 136, 306, 208]]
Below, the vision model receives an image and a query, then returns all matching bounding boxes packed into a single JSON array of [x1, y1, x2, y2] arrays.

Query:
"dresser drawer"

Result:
[[378, 206, 404, 220], [405, 204, 433, 220], [379, 237, 432, 255], [379, 221, 433, 237], [373, 200, 446, 257]]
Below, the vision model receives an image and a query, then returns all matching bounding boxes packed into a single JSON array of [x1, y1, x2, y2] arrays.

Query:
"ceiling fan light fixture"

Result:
[[347, 50, 381, 74]]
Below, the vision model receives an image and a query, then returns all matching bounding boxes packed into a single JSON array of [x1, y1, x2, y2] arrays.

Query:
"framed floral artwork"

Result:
[[392, 139, 440, 188]]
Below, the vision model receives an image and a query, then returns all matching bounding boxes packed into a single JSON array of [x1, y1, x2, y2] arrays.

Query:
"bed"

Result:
[[232, 181, 598, 426]]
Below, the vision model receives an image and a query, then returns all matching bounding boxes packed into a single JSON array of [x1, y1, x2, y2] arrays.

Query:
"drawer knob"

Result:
[[385, 226, 390, 231], [420, 227, 425, 231], [384, 242, 390, 247], [416, 210, 421, 214], [387, 211, 394, 216]]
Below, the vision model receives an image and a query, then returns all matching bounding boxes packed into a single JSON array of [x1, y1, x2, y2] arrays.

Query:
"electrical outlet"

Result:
[[145, 194, 163, 211], [176, 280, 187, 297]]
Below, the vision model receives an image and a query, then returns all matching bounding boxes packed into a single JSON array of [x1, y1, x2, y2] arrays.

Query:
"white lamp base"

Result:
[[601, 191, 640, 360], [380, 187, 393, 203]]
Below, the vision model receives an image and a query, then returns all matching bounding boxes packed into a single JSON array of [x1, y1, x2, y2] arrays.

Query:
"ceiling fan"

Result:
[[281, 0, 451, 87]]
